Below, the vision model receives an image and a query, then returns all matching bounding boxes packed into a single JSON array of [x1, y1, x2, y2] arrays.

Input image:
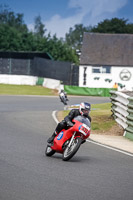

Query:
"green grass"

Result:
[[90, 103, 115, 131], [0, 84, 58, 96], [90, 103, 116, 131]]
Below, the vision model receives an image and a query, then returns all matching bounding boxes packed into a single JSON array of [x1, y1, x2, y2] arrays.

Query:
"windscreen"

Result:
[[73, 116, 91, 127]]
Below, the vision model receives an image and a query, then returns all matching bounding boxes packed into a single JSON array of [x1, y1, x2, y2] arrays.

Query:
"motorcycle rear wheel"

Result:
[[62, 137, 82, 161], [45, 145, 55, 157]]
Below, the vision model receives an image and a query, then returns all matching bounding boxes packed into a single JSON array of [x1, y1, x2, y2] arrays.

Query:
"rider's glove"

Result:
[[67, 121, 74, 127]]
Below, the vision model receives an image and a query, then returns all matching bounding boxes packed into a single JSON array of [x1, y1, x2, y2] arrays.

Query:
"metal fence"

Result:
[[0, 52, 79, 86], [31, 57, 79, 85]]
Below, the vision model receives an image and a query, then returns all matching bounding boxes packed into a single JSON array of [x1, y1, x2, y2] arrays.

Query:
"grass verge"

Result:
[[91, 103, 115, 132], [0, 84, 58, 96]]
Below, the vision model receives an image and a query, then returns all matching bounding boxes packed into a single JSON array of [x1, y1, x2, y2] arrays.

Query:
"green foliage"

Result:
[[0, 5, 27, 32], [0, 24, 21, 51], [46, 35, 78, 63], [65, 24, 92, 53], [34, 15, 46, 37], [0, 5, 79, 64], [91, 18, 133, 34]]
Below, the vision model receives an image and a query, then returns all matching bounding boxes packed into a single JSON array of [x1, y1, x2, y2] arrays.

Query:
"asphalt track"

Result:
[[0, 95, 133, 200]]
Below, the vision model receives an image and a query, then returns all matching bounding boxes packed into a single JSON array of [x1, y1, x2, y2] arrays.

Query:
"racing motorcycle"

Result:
[[59, 91, 68, 105], [45, 115, 91, 161]]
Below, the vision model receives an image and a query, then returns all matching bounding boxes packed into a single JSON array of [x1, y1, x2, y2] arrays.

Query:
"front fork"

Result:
[[68, 132, 76, 148]]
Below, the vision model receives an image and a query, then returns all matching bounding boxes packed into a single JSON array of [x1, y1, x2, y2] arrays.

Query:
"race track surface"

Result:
[[0, 96, 133, 200]]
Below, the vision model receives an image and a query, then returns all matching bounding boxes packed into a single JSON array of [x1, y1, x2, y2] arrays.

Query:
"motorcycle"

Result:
[[59, 91, 68, 105], [45, 115, 91, 161]]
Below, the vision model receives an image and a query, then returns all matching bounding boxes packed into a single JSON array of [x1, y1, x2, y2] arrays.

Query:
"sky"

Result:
[[1, 0, 133, 38]]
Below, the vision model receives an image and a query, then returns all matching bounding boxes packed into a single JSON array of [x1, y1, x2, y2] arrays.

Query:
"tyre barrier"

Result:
[[110, 90, 133, 141]]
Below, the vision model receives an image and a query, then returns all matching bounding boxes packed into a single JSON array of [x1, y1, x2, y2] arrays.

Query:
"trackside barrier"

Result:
[[110, 90, 133, 141], [64, 85, 115, 97], [0, 74, 38, 85], [0, 75, 61, 90]]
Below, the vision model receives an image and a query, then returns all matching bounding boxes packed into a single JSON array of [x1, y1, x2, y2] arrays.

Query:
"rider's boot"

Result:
[[47, 131, 57, 143]]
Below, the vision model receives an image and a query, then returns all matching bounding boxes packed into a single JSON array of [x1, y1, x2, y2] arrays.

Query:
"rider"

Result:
[[47, 102, 91, 143], [59, 90, 68, 101]]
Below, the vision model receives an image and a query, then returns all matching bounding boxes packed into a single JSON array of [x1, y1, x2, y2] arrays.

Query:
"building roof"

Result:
[[80, 33, 133, 66]]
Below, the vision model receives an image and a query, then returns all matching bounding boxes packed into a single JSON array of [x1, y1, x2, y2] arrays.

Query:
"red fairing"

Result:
[[51, 119, 90, 153]]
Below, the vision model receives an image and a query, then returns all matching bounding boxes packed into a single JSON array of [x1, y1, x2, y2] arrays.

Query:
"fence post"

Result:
[[27, 59, 31, 75], [8, 58, 12, 74], [70, 64, 73, 85]]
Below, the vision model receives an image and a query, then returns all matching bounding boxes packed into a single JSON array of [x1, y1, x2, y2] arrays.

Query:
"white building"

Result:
[[80, 33, 133, 91]]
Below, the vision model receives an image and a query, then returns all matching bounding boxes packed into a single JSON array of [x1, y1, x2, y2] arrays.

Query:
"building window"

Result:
[[92, 66, 111, 74]]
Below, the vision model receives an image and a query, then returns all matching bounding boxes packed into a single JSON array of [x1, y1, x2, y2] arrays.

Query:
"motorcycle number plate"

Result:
[[79, 124, 90, 136]]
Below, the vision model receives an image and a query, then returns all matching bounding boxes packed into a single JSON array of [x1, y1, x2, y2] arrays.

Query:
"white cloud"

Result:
[[44, 13, 83, 39], [69, 0, 127, 16], [42, 0, 128, 38], [68, 0, 128, 24]]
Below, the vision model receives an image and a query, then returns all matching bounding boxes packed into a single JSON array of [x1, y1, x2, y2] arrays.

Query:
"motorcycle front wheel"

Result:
[[45, 145, 55, 157], [62, 137, 82, 161]]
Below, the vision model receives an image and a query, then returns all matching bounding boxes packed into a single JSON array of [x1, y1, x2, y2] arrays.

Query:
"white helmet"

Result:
[[79, 102, 91, 117]]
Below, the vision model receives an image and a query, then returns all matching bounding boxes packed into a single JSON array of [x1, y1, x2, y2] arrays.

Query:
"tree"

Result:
[[91, 18, 133, 34], [65, 24, 91, 52], [0, 4, 27, 32], [46, 34, 79, 64], [0, 24, 22, 51], [34, 15, 46, 37], [0, 4, 79, 64]]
